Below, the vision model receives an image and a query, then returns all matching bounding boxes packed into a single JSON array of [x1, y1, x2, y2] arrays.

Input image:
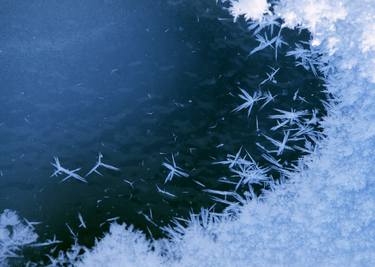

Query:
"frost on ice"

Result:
[[229, 0, 270, 21], [69, 0, 374, 265], [0, 210, 38, 266], [4, 0, 375, 266]]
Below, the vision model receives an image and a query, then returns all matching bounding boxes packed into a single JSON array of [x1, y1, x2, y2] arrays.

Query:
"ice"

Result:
[[64, 0, 374, 265], [4, 0, 375, 266]]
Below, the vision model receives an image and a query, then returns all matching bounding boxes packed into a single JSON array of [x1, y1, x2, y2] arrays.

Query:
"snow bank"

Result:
[[4, 0, 375, 265]]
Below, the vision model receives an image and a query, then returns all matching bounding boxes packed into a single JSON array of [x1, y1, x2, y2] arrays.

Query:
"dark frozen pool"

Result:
[[0, 0, 326, 262]]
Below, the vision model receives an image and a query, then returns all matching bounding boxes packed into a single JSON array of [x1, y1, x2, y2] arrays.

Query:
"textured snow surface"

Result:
[[229, 0, 270, 21], [3, 0, 375, 266], [71, 1, 375, 265]]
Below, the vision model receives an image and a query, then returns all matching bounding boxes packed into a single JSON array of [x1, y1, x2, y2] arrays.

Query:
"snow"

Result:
[[3, 0, 375, 265], [229, 0, 270, 21]]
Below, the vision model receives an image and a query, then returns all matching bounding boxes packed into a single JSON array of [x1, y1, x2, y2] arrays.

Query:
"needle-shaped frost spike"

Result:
[[86, 153, 120, 177], [31, 235, 62, 247], [141, 209, 158, 227], [215, 148, 271, 191], [262, 153, 283, 168], [106, 217, 120, 223], [233, 89, 264, 117], [24, 218, 42, 230], [50, 157, 63, 177], [293, 89, 299, 101], [59, 168, 87, 184], [274, 27, 288, 60], [51, 157, 87, 183], [287, 43, 320, 76], [65, 223, 77, 239], [214, 147, 243, 168], [249, 33, 278, 55], [78, 213, 86, 229], [156, 185, 177, 198], [123, 179, 135, 188], [291, 123, 316, 138], [248, 14, 281, 36], [269, 108, 308, 129], [259, 67, 280, 86], [259, 91, 277, 110], [304, 109, 320, 125], [162, 154, 189, 184], [263, 131, 294, 156]]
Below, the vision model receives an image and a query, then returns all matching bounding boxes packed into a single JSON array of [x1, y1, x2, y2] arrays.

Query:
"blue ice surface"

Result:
[[2, 0, 375, 266]]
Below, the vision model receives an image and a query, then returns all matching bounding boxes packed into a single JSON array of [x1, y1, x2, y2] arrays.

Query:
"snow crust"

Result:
[[68, 1, 375, 265], [3, 0, 375, 266]]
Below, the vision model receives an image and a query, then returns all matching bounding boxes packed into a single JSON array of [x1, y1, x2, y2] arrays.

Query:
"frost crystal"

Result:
[[229, 0, 270, 21], [11, 0, 375, 266], [0, 210, 38, 266]]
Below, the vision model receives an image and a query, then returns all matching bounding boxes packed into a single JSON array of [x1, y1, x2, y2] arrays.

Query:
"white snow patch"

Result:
[[0, 210, 38, 266], [229, 0, 270, 21], [76, 224, 164, 267]]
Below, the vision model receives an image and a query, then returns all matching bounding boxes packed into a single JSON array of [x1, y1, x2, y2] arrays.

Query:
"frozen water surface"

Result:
[[2, 0, 366, 266]]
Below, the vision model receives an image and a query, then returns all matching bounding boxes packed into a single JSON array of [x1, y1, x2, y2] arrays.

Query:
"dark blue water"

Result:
[[0, 0, 326, 263]]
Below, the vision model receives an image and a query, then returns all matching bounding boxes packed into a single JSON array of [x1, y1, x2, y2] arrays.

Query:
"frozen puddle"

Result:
[[1, 0, 366, 266]]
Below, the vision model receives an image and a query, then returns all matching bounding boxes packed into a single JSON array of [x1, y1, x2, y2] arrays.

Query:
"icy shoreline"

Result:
[[2, 0, 375, 266]]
